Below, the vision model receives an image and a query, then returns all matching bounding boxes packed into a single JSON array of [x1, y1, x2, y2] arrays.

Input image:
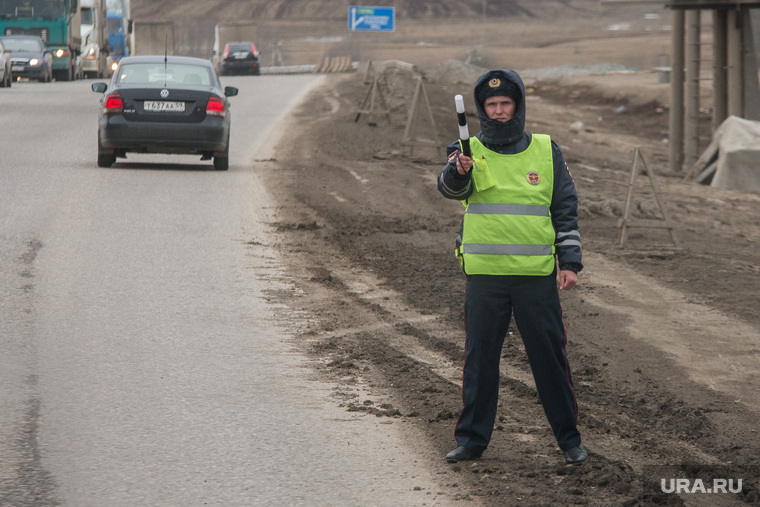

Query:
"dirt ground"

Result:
[[245, 7, 760, 506]]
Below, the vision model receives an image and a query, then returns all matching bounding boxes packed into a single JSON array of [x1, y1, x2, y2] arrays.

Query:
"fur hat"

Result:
[[476, 73, 520, 106]]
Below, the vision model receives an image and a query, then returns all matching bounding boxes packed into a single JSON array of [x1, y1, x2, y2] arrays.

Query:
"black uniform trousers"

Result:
[[455, 272, 581, 453]]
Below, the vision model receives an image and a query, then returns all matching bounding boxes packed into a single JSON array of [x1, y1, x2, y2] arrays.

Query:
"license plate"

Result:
[[12, 65, 24, 71], [144, 101, 185, 112]]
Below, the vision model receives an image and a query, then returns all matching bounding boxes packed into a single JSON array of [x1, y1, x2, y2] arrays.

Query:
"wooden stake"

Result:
[[618, 146, 680, 249], [354, 73, 391, 125], [401, 76, 441, 157]]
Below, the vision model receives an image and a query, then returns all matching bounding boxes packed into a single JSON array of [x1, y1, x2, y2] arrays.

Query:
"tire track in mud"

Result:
[[581, 252, 760, 413]]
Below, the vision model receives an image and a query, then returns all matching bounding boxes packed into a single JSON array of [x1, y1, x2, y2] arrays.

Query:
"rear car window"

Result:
[[118, 63, 213, 86], [227, 43, 255, 53]]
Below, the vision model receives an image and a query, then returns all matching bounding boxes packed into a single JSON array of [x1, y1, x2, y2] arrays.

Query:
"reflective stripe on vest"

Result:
[[459, 134, 556, 276], [466, 203, 550, 217], [463, 243, 553, 256]]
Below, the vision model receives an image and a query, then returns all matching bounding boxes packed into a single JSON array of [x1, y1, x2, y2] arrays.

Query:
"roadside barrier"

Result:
[[259, 58, 356, 75]]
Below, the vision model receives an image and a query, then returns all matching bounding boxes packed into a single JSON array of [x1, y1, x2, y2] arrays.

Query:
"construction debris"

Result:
[[686, 115, 760, 192]]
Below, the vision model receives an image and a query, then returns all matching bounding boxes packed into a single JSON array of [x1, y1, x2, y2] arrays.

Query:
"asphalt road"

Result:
[[0, 76, 451, 506]]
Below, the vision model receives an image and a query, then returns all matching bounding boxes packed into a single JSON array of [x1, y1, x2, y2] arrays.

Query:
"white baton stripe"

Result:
[[455, 94, 466, 113], [458, 124, 469, 140]]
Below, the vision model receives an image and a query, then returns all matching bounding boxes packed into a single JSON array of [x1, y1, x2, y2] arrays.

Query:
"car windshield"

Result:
[[80, 7, 93, 26], [0, 37, 43, 52], [118, 63, 213, 86], [107, 17, 122, 33], [0, 0, 66, 20]]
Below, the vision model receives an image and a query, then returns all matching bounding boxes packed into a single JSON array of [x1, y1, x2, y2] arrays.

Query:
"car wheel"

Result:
[[0, 68, 7, 88], [213, 141, 229, 171], [98, 152, 116, 167], [97, 136, 116, 167]]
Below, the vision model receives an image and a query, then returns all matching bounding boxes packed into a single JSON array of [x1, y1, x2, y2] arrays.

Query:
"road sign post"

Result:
[[348, 6, 395, 32]]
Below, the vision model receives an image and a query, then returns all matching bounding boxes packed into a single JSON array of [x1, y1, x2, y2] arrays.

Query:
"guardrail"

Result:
[[260, 58, 358, 75]]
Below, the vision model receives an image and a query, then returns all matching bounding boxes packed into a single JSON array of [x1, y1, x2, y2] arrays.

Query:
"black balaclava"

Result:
[[473, 69, 526, 146]]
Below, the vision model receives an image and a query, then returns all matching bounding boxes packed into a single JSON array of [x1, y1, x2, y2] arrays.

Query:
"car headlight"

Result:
[[29, 58, 40, 66], [110, 61, 118, 71], [54, 49, 67, 58]]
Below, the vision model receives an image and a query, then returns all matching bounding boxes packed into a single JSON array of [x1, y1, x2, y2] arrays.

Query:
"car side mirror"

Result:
[[224, 86, 239, 97], [92, 82, 107, 93]]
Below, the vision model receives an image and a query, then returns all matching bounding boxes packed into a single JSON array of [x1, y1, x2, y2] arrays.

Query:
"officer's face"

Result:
[[484, 96, 516, 122]]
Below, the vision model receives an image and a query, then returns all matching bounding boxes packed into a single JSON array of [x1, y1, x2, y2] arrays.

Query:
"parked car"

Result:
[[219, 42, 260, 76], [91, 55, 239, 171], [0, 38, 11, 87], [0, 35, 52, 82]]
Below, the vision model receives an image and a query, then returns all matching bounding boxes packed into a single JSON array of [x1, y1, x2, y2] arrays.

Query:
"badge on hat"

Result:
[[488, 78, 501, 88], [527, 171, 541, 185]]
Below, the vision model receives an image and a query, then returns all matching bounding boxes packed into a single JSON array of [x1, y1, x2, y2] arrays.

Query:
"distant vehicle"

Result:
[[211, 22, 258, 74], [219, 42, 260, 76], [79, 0, 110, 78], [106, 10, 129, 75], [130, 21, 173, 57], [0, 38, 11, 87], [91, 55, 239, 170], [0, 35, 53, 82], [80, 41, 105, 78], [0, 0, 82, 81]]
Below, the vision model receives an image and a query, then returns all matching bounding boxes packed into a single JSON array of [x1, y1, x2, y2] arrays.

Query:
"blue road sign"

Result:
[[348, 6, 395, 32]]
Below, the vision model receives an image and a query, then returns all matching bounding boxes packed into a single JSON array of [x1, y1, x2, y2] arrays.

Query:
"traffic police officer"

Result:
[[437, 69, 587, 465]]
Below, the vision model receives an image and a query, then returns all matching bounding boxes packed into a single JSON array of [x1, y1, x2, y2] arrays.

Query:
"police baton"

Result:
[[454, 94, 472, 158]]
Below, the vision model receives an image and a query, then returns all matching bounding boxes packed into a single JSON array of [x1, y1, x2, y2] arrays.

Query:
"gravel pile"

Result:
[[423, 59, 489, 84]]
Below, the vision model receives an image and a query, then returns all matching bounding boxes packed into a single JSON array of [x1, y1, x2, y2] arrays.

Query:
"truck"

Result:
[[79, 0, 108, 78], [130, 20, 173, 56], [104, 0, 128, 74], [105, 10, 127, 72], [0, 0, 82, 81], [130, 20, 174, 55], [211, 21, 258, 75]]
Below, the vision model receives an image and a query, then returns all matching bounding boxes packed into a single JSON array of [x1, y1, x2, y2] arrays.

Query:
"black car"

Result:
[[219, 42, 260, 76], [91, 55, 239, 171], [0, 35, 52, 82]]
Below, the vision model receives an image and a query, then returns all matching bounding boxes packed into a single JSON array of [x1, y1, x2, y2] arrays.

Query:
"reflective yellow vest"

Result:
[[456, 134, 556, 276]]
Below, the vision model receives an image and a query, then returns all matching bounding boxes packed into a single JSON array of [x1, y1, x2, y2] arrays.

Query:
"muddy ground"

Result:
[[243, 10, 760, 507]]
